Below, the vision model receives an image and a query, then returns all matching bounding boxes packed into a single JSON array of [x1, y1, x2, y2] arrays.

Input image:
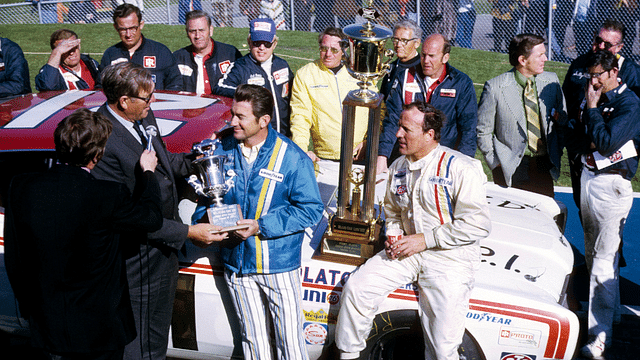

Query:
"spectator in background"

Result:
[[0, 37, 31, 99], [290, 27, 373, 162], [490, 0, 526, 53], [240, 0, 261, 23], [314, 0, 335, 31], [477, 33, 566, 197], [178, 0, 201, 25], [293, 0, 312, 31], [69, 0, 97, 23], [421, 0, 458, 42], [115, 0, 144, 12], [380, 19, 422, 99], [35, 29, 101, 91], [101, 4, 182, 91], [216, 18, 293, 137], [333, 0, 356, 28], [4, 108, 162, 360], [261, 0, 288, 29], [173, 10, 241, 95], [456, 0, 476, 48], [377, 34, 478, 174]]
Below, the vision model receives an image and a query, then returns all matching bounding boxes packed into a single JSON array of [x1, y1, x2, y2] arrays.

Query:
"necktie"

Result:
[[133, 120, 148, 149], [524, 78, 542, 154]]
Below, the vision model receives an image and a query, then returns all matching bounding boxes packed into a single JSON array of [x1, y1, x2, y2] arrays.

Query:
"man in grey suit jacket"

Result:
[[92, 62, 223, 360], [477, 33, 567, 197]]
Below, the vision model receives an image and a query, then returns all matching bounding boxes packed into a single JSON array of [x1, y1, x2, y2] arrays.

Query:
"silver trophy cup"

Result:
[[192, 139, 234, 207]]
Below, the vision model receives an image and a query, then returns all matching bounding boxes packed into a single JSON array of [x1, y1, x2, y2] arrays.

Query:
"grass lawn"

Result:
[[2, 23, 639, 191]]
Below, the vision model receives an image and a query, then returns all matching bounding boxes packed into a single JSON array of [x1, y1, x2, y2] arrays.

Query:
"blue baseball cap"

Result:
[[250, 18, 276, 43]]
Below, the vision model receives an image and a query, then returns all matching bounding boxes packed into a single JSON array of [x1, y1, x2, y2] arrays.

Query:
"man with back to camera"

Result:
[[4, 108, 163, 360], [477, 33, 567, 198], [336, 101, 491, 360], [289, 26, 374, 163], [563, 19, 640, 209], [173, 10, 241, 95], [380, 19, 422, 100], [376, 34, 478, 174], [0, 37, 31, 98], [193, 84, 323, 360], [101, 4, 182, 91], [35, 29, 101, 91], [215, 18, 293, 137], [565, 49, 640, 360], [92, 62, 219, 360]]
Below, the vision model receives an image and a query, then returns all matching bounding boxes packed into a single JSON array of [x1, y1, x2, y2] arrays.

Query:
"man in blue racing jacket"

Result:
[[194, 84, 323, 360], [215, 18, 293, 137]]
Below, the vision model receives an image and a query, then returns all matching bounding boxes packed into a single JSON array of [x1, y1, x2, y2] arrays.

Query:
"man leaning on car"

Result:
[[4, 108, 163, 360], [92, 62, 219, 360]]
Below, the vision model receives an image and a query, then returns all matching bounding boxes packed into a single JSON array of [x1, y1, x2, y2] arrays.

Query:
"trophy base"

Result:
[[313, 211, 384, 266], [207, 204, 243, 230]]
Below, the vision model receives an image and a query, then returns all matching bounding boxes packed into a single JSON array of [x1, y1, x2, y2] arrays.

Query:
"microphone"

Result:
[[145, 125, 158, 151]]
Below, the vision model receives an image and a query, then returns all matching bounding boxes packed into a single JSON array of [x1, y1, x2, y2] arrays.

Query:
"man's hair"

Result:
[[318, 27, 345, 44], [113, 3, 142, 23], [393, 19, 422, 41], [50, 29, 77, 50], [402, 101, 445, 141], [186, 10, 211, 28], [234, 84, 274, 120], [101, 62, 154, 104], [55, 108, 113, 167], [508, 33, 545, 67], [586, 50, 618, 72], [600, 19, 626, 41]]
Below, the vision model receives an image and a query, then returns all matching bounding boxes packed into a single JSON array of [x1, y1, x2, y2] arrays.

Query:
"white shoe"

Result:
[[580, 336, 607, 359]]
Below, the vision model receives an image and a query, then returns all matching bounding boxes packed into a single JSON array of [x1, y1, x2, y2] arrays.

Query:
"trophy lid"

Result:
[[343, 23, 392, 42]]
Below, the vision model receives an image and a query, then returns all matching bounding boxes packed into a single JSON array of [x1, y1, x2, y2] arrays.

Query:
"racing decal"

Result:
[[466, 311, 512, 325], [281, 82, 289, 98], [110, 57, 128, 65], [178, 64, 193, 76], [253, 20, 273, 32], [178, 261, 225, 276], [303, 322, 328, 345], [4, 91, 96, 129], [273, 68, 289, 85], [258, 168, 284, 182], [440, 88, 456, 97], [499, 326, 542, 349], [310, 84, 329, 89], [428, 176, 453, 187], [302, 266, 350, 286], [404, 82, 420, 93], [396, 185, 407, 195], [394, 168, 407, 178], [248, 74, 265, 86], [303, 309, 329, 323], [480, 246, 545, 282], [143, 56, 156, 68], [500, 352, 536, 360], [471, 299, 572, 359], [327, 291, 340, 305], [218, 60, 231, 74]]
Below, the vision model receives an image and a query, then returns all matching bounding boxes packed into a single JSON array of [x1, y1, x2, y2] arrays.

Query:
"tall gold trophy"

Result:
[[313, 1, 394, 266]]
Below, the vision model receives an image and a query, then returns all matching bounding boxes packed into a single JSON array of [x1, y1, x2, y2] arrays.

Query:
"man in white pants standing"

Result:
[[335, 101, 491, 360]]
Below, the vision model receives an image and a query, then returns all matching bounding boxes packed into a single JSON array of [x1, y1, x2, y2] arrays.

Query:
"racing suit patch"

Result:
[[248, 74, 265, 86], [110, 57, 128, 66], [440, 89, 456, 97], [282, 83, 289, 98], [218, 60, 231, 74], [404, 82, 420, 93], [428, 176, 453, 187], [273, 68, 289, 85], [259, 168, 284, 182], [178, 64, 193, 76], [143, 56, 156, 68]]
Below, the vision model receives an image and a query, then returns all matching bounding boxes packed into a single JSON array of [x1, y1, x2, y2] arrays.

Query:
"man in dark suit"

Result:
[[4, 108, 163, 360], [477, 33, 567, 197], [92, 62, 219, 360]]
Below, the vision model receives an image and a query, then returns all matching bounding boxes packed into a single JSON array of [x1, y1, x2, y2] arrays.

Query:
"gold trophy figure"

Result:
[[314, 0, 393, 265]]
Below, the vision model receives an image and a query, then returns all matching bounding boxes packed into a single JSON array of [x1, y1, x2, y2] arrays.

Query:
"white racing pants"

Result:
[[580, 169, 633, 344], [335, 246, 479, 360], [225, 269, 309, 360]]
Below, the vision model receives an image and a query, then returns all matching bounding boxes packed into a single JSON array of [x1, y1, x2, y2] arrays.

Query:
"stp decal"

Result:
[[500, 352, 536, 360], [303, 322, 327, 345]]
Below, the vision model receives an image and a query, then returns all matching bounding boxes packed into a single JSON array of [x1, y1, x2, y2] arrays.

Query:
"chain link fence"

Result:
[[1, 0, 638, 63]]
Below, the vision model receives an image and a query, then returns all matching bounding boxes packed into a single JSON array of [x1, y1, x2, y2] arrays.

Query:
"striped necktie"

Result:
[[524, 78, 542, 154]]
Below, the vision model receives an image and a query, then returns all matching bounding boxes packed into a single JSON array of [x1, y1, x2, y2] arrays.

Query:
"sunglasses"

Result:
[[252, 40, 274, 48], [593, 36, 620, 50], [320, 46, 341, 54]]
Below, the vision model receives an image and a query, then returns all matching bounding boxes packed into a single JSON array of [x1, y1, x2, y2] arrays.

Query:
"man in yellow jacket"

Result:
[[290, 27, 375, 162]]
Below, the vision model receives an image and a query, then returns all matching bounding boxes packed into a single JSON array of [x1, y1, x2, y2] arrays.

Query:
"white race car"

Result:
[[0, 91, 579, 360]]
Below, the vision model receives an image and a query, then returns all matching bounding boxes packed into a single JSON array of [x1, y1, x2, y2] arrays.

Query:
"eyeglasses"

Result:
[[593, 36, 620, 50], [252, 40, 274, 48], [116, 25, 140, 34], [392, 37, 417, 45], [320, 45, 341, 54], [586, 70, 609, 79], [130, 93, 153, 104]]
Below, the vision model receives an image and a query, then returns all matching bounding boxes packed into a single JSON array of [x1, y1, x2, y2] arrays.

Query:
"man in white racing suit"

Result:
[[335, 101, 492, 360]]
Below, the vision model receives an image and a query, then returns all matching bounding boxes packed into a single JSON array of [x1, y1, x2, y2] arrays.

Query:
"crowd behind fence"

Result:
[[2, 0, 639, 63]]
